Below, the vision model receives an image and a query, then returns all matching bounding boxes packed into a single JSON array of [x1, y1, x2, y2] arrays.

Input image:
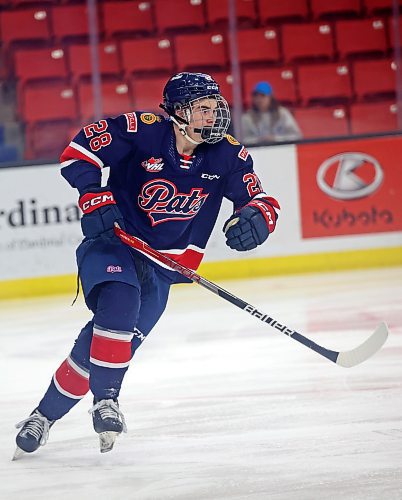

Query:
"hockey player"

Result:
[[14, 72, 280, 457]]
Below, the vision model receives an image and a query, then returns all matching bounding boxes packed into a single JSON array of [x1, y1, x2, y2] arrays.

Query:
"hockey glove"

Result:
[[223, 198, 278, 252], [79, 186, 125, 240]]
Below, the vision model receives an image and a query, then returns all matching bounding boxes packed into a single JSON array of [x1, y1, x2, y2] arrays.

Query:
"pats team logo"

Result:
[[140, 113, 157, 125], [225, 134, 240, 146], [141, 157, 164, 172], [317, 152, 383, 200], [138, 179, 209, 225]]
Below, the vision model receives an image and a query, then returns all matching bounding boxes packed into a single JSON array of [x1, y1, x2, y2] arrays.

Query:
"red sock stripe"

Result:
[[90, 334, 132, 367], [54, 358, 89, 399]]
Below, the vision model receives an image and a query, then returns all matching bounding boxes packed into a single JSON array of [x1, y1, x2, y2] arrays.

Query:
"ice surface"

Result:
[[0, 267, 401, 500]]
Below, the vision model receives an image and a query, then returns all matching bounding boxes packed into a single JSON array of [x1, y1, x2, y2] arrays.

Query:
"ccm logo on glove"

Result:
[[79, 187, 125, 240], [79, 191, 116, 214], [223, 197, 279, 252], [247, 199, 277, 231]]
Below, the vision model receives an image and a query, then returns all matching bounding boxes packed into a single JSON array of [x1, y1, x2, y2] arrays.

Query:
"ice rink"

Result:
[[0, 266, 401, 500]]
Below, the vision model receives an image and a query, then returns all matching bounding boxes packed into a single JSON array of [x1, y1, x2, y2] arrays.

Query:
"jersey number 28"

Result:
[[84, 120, 112, 152]]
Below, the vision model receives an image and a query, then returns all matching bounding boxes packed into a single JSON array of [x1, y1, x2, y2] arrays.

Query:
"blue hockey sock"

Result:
[[89, 281, 140, 400]]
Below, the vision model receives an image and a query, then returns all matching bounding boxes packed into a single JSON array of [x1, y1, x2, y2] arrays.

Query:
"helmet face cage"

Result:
[[163, 72, 231, 144], [176, 94, 231, 144]]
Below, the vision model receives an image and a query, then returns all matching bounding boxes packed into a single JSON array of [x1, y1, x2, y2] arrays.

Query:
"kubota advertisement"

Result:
[[297, 135, 402, 238]]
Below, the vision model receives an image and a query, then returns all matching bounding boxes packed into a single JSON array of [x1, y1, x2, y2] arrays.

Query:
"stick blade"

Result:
[[336, 321, 389, 368]]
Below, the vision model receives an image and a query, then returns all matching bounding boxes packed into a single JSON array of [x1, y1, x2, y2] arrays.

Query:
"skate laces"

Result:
[[89, 399, 127, 433], [15, 412, 52, 446]]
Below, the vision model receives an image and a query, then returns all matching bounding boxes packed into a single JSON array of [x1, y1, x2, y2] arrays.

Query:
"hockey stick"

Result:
[[115, 225, 388, 368]]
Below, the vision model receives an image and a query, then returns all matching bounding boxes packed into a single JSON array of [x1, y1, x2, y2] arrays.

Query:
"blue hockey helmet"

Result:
[[161, 72, 231, 144], [163, 72, 221, 114]]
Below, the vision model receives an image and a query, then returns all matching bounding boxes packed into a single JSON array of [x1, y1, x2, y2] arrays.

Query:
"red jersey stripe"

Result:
[[60, 144, 102, 169], [161, 247, 204, 271]]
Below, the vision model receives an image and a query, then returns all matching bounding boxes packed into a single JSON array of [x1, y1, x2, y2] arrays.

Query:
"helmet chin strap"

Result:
[[170, 115, 203, 146]]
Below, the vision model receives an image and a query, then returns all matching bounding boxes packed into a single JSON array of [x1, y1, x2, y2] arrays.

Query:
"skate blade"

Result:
[[99, 431, 119, 453], [12, 447, 26, 461]]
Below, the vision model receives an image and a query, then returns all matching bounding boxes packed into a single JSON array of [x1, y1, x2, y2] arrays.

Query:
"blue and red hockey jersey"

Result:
[[60, 112, 279, 281]]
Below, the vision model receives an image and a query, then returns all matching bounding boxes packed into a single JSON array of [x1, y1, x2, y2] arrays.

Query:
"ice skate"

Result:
[[13, 409, 54, 460], [89, 398, 127, 453]]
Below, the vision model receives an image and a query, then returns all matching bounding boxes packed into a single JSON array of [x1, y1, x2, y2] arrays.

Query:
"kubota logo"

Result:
[[316, 152, 383, 200]]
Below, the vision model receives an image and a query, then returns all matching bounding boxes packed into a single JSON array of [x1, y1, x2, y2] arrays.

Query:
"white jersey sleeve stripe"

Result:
[[69, 141, 104, 168]]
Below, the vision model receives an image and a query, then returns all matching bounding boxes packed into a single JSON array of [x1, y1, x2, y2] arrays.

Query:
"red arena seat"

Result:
[[69, 43, 121, 81], [364, 0, 401, 15], [131, 76, 167, 113], [51, 5, 91, 42], [353, 59, 396, 99], [282, 22, 335, 62], [350, 101, 398, 134], [335, 18, 388, 58], [78, 81, 132, 122], [293, 106, 349, 138], [11, 0, 57, 6], [211, 71, 234, 106], [22, 83, 78, 123], [387, 16, 402, 48], [237, 28, 280, 64], [175, 32, 228, 71], [121, 37, 174, 75], [0, 8, 51, 45], [25, 121, 73, 161], [298, 62, 353, 104], [257, 0, 309, 23], [102, 1, 154, 37], [15, 47, 68, 85], [206, 0, 257, 26], [154, 0, 206, 32], [243, 67, 298, 105], [310, 0, 361, 19]]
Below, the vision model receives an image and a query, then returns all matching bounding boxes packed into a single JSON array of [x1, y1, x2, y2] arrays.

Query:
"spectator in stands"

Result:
[[241, 81, 302, 145]]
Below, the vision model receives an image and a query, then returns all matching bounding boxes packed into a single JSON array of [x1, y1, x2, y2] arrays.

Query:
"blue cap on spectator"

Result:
[[253, 81, 273, 96]]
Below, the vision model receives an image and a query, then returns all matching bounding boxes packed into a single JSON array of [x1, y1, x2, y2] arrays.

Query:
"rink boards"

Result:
[[1, 134, 401, 298]]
